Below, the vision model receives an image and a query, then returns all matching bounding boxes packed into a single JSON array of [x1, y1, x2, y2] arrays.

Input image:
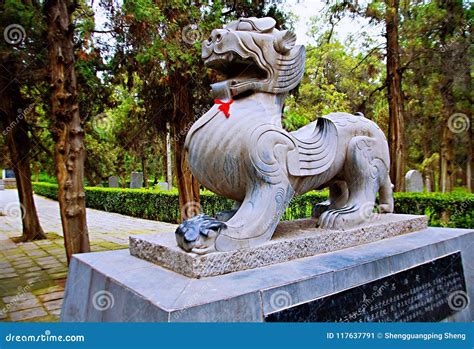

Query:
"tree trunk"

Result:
[[170, 74, 200, 222], [385, 0, 406, 192], [45, 0, 90, 263], [166, 122, 173, 191], [438, 0, 462, 193], [174, 130, 200, 221], [141, 155, 149, 188], [466, 117, 473, 193], [34, 164, 40, 182], [0, 78, 46, 241], [462, 22, 472, 192]]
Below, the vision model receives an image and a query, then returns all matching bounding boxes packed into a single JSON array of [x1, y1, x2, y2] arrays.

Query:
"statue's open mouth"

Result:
[[204, 52, 267, 81]]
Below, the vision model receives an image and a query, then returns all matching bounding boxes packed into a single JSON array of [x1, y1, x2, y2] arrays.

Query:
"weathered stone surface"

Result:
[[10, 307, 47, 321], [38, 291, 64, 302], [62, 227, 474, 322], [129, 172, 143, 189], [406, 169, 423, 192], [108, 176, 119, 188], [175, 17, 396, 254], [131, 214, 427, 278]]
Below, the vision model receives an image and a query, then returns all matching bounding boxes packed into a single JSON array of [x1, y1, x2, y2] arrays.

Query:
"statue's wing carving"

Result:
[[249, 116, 338, 184], [288, 117, 338, 176]]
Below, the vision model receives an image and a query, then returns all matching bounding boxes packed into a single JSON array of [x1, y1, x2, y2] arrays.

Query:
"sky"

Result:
[[286, 0, 384, 47], [93, 0, 384, 50]]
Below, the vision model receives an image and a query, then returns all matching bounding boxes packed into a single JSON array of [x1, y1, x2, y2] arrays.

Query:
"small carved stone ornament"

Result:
[[175, 17, 394, 254]]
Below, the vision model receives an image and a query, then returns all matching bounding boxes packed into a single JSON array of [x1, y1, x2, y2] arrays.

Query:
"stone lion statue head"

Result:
[[202, 17, 306, 99]]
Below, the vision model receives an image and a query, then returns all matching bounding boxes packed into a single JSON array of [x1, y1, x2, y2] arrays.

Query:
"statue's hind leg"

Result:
[[318, 136, 389, 230], [312, 181, 348, 219]]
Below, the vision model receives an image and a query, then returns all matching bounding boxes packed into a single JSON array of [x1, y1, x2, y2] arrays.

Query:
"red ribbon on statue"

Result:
[[214, 99, 234, 118]]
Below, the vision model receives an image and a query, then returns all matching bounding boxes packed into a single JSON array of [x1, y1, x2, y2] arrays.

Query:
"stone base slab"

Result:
[[129, 214, 427, 278], [61, 227, 474, 322]]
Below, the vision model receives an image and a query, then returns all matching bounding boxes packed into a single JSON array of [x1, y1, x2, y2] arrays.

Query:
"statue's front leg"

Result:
[[215, 182, 294, 252], [175, 182, 294, 254]]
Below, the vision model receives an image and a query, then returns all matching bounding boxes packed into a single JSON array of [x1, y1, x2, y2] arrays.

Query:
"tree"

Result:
[[0, 0, 46, 241], [385, 0, 406, 191], [45, 0, 90, 262], [324, 0, 407, 191]]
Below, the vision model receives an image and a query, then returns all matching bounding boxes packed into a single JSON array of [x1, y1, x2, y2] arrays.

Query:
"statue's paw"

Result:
[[311, 201, 331, 219], [175, 214, 226, 254], [318, 204, 369, 230]]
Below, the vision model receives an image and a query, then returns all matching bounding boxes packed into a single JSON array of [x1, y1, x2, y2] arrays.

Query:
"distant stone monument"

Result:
[[2, 169, 16, 188], [157, 182, 169, 191], [108, 176, 119, 188], [62, 18, 472, 323], [405, 170, 423, 192], [130, 172, 143, 189]]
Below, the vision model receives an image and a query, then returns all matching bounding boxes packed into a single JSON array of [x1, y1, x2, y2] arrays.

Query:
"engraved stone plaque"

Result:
[[266, 252, 467, 322]]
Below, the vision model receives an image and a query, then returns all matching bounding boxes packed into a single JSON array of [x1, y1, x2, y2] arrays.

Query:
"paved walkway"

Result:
[[0, 189, 177, 322]]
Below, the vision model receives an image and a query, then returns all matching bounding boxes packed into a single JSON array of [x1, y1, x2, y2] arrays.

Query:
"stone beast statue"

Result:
[[175, 17, 394, 254]]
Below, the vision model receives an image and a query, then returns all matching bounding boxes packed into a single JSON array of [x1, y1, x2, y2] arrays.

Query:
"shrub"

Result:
[[32, 182, 473, 228]]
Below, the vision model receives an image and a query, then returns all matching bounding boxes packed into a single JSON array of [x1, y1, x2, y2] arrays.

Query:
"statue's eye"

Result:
[[216, 33, 222, 42], [208, 37, 212, 43]]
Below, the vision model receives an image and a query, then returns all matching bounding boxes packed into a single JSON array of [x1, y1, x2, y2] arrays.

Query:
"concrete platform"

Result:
[[129, 214, 427, 278], [61, 226, 474, 322]]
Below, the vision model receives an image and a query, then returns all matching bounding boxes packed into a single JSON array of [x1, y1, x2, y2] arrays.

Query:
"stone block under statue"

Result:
[[60, 223, 474, 322]]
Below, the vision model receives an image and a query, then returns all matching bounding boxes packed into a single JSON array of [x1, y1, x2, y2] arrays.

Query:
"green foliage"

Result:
[[393, 192, 474, 228], [32, 182, 473, 228]]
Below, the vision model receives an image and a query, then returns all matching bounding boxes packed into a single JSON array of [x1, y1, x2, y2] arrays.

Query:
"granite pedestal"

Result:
[[61, 225, 474, 322], [130, 214, 427, 278]]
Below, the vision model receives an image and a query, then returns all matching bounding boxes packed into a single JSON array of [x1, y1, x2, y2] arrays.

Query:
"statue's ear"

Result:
[[274, 30, 297, 54]]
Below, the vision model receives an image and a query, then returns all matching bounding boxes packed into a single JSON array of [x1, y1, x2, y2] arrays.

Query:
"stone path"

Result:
[[0, 189, 177, 322]]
